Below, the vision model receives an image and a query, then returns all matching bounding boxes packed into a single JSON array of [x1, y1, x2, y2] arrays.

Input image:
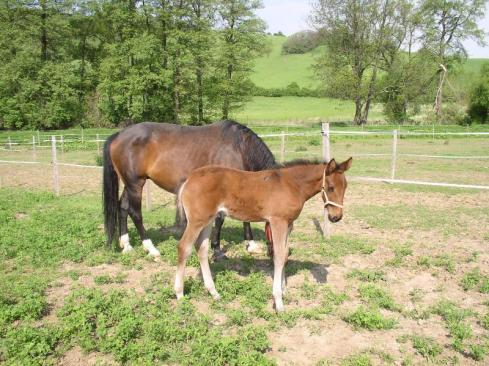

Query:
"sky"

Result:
[[256, 0, 489, 58]]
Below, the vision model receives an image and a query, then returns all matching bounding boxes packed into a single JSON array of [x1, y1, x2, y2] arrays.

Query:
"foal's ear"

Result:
[[337, 157, 353, 173], [326, 159, 337, 175]]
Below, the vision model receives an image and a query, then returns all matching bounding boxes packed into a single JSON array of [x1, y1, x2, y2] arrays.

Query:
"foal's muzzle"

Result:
[[328, 214, 342, 223]]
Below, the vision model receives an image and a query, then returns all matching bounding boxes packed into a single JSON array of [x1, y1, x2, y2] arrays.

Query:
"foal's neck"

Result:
[[284, 164, 325, 201]]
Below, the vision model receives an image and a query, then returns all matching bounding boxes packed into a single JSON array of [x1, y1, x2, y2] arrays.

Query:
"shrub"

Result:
[[468, 62, 489, 123], [282, 31, 320, 54]]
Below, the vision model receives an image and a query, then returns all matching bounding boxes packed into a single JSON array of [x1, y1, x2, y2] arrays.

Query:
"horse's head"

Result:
[[322, 157, 352, 223]]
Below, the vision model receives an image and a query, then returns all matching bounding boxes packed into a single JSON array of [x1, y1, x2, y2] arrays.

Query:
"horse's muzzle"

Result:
[[328, 214, 342, 223]]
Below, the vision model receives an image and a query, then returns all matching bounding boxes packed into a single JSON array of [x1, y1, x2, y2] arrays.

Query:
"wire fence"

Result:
[[1, 124, 489, 199]]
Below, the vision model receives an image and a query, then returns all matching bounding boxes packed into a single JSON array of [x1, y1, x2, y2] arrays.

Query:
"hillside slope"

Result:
[[251, 35, 488, 91]]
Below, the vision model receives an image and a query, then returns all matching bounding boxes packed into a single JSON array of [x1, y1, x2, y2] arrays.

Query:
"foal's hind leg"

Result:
[[126, 180, 160, 258], [119, 188, 133, 253], [174, 222, 206, 299], [196, 223, 220, 300]]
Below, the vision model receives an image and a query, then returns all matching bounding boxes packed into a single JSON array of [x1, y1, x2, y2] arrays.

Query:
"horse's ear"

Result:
[[337, 157, 353, 172], [326, 159, 337, 175]]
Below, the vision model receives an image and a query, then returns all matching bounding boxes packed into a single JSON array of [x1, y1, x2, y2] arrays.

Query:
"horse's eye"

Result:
[[328, 187, 334, 193]]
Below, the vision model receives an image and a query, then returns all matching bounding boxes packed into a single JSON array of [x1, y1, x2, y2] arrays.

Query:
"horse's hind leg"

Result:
[[196, 223, 220, 300], [174, 222, 205, 299], [244, 222, 263, 254], [119, 188, 133, 253], [211, 213, 227, 261], [126, 180, 160, 258]]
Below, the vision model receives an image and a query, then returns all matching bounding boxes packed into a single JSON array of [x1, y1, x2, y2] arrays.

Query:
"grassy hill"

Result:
[[251, 36, 322, 89], [251, 35, 488, 91]]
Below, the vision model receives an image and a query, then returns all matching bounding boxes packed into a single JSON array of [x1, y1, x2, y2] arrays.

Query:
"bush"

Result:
[[468, 63, 489, 123], [282, 31, 320, 54], [252, 82, 321, 98]]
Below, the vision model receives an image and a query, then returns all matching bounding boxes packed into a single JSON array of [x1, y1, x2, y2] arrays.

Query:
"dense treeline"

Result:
[[0, 0, 266, 130]]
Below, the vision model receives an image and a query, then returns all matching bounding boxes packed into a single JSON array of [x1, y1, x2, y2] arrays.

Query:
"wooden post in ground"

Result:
[[145, 180, 151, 211], [7, 136, 12, 150], [81, 128, 84, 143], [32, 136, 37, 160], [321, 122, 331, 239], [60, 135, 64, 158], [96, 133, 101, 155], [390, 129, 398, 180], [51, 136, 60, 196], [280, 131, 285, 162]]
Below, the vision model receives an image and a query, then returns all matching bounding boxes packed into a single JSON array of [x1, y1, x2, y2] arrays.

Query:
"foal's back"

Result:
[[181, 166, 304, 224]]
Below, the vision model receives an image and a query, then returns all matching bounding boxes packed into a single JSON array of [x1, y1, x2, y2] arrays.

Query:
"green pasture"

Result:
[[252, 36, 488, 91], [1, 176, 489, 364]]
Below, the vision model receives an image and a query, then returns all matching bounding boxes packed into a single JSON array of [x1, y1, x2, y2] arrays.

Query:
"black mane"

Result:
[[220, 120, 276, 171]]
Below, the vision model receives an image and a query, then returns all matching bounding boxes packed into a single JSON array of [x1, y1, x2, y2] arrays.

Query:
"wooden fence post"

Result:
[[145, 181, 151, 211], [51, 136, 60, 196], [37, 130, 40, 146], [81, 128, 84, 143], [321, 122, 331, 239], [32, 136, 37, 160], [390, 129, 398, 180], [280, 131, 285, 162], [7, 136, 12, 150], [60, 135, 65, 157], [96, 133, 101, 155]]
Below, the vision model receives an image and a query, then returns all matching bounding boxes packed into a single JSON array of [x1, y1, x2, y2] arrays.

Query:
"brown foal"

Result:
[[174, 158, 352, 311]]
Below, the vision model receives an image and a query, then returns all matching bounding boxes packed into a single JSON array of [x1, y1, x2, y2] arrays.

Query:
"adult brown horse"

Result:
[[103, 120, 276, 259], [175, 158, 352, 311]]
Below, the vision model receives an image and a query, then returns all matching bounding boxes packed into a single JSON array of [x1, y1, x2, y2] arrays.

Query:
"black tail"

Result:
[[103, 132, 120, 248]]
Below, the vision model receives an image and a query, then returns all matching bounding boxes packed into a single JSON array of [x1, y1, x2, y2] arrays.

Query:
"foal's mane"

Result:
[[220, 120, 276, 171], [274, 158, 325, 169]]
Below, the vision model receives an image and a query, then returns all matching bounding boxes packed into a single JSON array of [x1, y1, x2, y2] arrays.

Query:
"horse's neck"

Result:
[[283, 164, 324, 201]]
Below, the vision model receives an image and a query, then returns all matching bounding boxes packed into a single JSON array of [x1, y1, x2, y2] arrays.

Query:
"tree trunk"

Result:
[[354, 96, 363, 125], [196, 64, 204, 124], [40, 0, 48, 61], [361, 66, 378, 124], [434, 64, 447, 119], [173, 60, 180, 123], [222, 63, 233, 120]]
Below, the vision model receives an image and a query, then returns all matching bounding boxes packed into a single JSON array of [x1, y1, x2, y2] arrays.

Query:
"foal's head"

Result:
[[321, 158, 352, 223]]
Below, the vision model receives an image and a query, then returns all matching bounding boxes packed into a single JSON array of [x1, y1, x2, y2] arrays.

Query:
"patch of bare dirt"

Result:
[[58, 346, 116, 366]]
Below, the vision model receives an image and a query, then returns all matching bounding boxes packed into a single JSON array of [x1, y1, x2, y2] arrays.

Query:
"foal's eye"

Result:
[[328, 187, 334, 193]]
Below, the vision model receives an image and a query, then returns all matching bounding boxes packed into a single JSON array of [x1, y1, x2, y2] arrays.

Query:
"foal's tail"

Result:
[[103, 133, 120, 248]]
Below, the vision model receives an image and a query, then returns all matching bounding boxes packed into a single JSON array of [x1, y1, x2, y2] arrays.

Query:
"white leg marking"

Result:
[[143, 239, 160, 257], [120, 234, 133, 253], [273, 263, 285, 312], [197, 225, 220, 300]]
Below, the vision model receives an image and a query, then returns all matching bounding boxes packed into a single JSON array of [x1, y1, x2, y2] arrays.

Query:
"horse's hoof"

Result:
[[211, 292, 221, 301], [246, 240, 265, 255], [212, 250, 228, 262], [122, 245, 134, 254]]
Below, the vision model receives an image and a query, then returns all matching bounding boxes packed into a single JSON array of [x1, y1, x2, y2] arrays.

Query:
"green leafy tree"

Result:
[[468, 63, 489, 123], [216, 0, 266, 119]]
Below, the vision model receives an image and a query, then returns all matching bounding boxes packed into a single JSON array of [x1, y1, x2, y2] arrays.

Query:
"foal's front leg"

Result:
[[270, 219, 289, 312]]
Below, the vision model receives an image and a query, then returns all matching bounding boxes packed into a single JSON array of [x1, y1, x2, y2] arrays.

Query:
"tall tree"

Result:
[[216, 0, 266, 119], [311, 0, 411, 124], [419, 0, 486, 118]]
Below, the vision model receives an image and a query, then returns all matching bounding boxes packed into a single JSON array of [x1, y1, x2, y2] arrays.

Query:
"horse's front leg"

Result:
[[196, 223, 220, 300], [210, 213, 227, 261], [270, 219, 289, 312]]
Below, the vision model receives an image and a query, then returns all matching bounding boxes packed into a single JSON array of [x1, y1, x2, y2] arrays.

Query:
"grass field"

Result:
[[1, 164, 489, 365], [1, 126, 489, 364]]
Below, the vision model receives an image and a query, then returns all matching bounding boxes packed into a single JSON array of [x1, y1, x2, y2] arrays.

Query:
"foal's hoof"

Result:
[[212, 250, 228, 262], [211, 292, 221, 301], [246, 240, 265, 255]]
